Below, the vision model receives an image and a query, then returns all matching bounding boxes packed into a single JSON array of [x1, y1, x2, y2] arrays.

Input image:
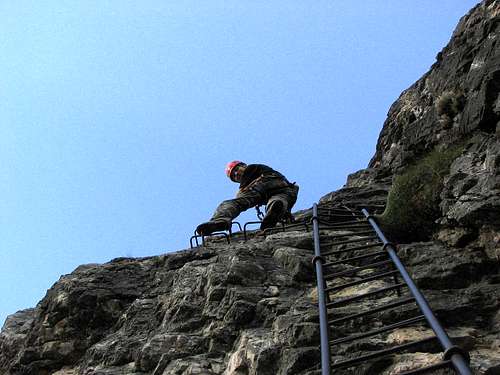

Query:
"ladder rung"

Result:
[[330, 336, 438, 369], [317, 214, 364, 220], [317, 209, 362, 215], [323, 251, 387, 268], [319, 233, 376, 245], [330, 315, 426, 346], [329, 296, 415, 325], [317, 215, 364, 220], [283, 222, 309, 230], [325, 270, 400, 293], [319, 224, 373, 231], [322, 242, 383, 257], [317, 218, 367, 226], [324, 260, 392, 280], [318, 206, 358, 212], [327, 283, 406, 308], [397, 360, 452, 375], [318, 221, 370, 227], [321, 235, 379, 247]]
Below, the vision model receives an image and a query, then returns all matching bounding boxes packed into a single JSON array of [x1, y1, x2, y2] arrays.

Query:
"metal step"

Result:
[[318, 224, 373, 231], [321, 229, 374, 237], [321, 235, 380, 247], [329, 296, 415, 325], [326, 283, 406, 308], [322, 242, 383, 257], [330, 315, 426, 346], [323, 251, 387, 268], [316, 214, 364, 220], [317, 208, 363, 214], [317, 214, 364, 219], [317, 206, 360, 212], [318, 221, 371, 228], [330, 336, 438, 369], [397, 360, 452, 375], [325, 270, 400, 293], [317, 218, 368, 226], [324, 260, 392, 280]]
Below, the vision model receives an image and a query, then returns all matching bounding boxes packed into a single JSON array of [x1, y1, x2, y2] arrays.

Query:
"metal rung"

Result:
[[330, 315, 426, 346], [318, 221, 370, 227], [318, 207, 363, 216], [319, 216, 362, 221], [327, 283, 406, 308], [321, 235, 379, 247], [323, 251, 387, 268], [282, 222, 309, 231], [322, 242, 383, 257], [324, 260, 392, 280], [317, 214, 364, 219], [319, 223, 373, 231], [319, 232, 377, 245], [397, 360, 452, 375], [316, 218, 368, 226], [329, 296, 415, 325], [326, 270, 400, 293], [330, 336, 438, 369], [358, 204, 386, 209], [318, 206, 358, 212]]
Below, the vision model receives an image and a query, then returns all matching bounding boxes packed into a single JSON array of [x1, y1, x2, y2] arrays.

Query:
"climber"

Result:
[[196, 161, 299, 235]]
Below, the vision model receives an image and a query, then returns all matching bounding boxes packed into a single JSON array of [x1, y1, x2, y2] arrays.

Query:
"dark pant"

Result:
[[210, 177, 299, 224]]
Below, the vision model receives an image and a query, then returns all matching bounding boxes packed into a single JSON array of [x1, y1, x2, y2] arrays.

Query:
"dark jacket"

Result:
[[239, 164, 289, 190]]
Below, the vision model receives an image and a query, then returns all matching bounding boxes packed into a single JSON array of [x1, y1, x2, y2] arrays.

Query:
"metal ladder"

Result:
[[311, 202, 472, 375], [189, 205, 310, 248]]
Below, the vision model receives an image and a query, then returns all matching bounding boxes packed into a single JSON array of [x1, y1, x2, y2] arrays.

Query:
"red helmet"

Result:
[[225, 160, 245, 181]]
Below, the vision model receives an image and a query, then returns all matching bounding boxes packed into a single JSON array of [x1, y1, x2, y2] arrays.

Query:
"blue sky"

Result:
[[1, 1, 479, 325]]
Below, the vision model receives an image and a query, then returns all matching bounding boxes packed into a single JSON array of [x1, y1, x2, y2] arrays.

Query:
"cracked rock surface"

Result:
[[2, 1, 500, 374]]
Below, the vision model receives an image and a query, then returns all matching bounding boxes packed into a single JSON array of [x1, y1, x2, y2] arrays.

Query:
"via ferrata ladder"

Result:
[[311, 202, 472, 375]]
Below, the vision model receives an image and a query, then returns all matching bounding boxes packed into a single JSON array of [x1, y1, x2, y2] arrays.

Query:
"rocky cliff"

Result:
[[2, 1, 500, 374]]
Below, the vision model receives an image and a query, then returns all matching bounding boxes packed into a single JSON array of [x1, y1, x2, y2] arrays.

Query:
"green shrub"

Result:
[[435, 90, 465, 128], [377, 144, 464, 242]]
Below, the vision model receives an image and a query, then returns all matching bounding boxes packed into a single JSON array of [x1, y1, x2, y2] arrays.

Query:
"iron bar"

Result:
[[317, 221, 370, 228], [231, 221, 243, 232], [331, 336, 438, 369], [326, 283, 406, 308], [203, 232, 230, 245], [320, 235, 379, 247], [362, 208, 473, 375], [189, 235, 200, 249], [318, 223, 373, 230], [314, 218, 368, 226], [323, 250, 387, 268], [330, 315, 426, 346], [317, 205, 358, 212], [326, 270, 400, 294], [312, 203, 332, 375], [328, 296, 415, 325], [243, 221, 262, 241], [324, 260, 392, 280], [321, 242, 383, 257], [317, 213, 364, 219]]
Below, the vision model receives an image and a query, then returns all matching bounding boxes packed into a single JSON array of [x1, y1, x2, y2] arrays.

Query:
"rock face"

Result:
[[2, 1, 500, 374]]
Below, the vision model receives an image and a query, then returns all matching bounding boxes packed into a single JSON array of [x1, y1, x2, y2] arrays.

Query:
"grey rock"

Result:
[[2, 2, 500, 374]]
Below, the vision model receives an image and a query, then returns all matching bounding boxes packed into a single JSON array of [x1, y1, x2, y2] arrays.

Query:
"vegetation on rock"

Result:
[[377, 143, 464, 242], [435, 90, 465, 129]]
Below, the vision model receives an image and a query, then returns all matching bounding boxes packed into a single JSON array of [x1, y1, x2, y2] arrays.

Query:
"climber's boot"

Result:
[[196, 220, 230, 236], [260, 200, 285, 230]]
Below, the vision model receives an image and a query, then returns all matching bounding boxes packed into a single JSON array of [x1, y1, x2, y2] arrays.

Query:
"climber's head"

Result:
[[225, 161, 247, 183]]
